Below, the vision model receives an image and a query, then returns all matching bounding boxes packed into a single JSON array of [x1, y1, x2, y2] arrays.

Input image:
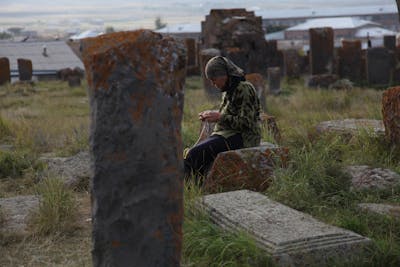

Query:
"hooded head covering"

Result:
[[205, 56, 244, 79]]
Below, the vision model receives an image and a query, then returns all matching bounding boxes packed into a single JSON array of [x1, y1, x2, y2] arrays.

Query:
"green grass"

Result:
[[0, 76, 399, 266]]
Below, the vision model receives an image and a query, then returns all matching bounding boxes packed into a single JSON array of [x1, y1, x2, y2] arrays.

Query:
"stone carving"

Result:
[[0, 195, 39, 234], [0, 57, 11, 85], [344, 165, 400, 191], [267, 67, 281, 95], [203, 142, 288, 193], [17, 58, 33, 81], [366, 47, 391, 87], [382, 86, 400, 145], [81, 30, 186, 267], [316, 119, 385, 136], [338, 40, 362, 83], [199, 190, 372, 266], [309, 27, 334, 75], [245, 73, 267, 111]]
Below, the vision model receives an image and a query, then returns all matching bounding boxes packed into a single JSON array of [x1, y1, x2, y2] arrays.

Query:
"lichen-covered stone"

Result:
[[344, 165, 400, 191], [382, 86, 400, 145], [309, 27, 334, 75], [81, 30, 186, 267], [245, 73, 266, 111], [283, 49, 303, 78], [0, 57, 11, 85], [316, 119, 385, 136], [358, 203, 400, 218], [203, 142, 288, 193], [17, 58, 33, 81]]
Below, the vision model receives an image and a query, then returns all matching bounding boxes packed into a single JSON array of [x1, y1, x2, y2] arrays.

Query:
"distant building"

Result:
[[69, 30, 103, 41], [257, 4, 400, 32], [155, 23, 201, 40], [0, 41, 84, 79]]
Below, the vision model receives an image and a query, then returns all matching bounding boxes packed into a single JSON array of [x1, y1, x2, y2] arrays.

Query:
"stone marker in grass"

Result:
[[82, 30, 186, 267], [199, 190, 372, 266]]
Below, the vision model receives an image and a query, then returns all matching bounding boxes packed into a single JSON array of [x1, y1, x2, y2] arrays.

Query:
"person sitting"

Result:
[[184, 56, 262, 180]]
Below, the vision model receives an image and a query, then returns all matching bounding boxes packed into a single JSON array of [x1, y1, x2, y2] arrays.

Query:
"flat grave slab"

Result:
[[199, 190, 372, 266]]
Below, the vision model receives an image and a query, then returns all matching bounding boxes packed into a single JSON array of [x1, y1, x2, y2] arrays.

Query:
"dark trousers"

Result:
[[184, 133, 243, 178]]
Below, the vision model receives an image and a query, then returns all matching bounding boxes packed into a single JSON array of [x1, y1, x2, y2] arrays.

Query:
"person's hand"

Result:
[[198, 110, 221, 122]]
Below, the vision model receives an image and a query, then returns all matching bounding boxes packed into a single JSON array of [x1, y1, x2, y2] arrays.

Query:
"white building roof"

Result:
[[265, 31, 285, 40], [69, 30, 103, 40], [286, 17, 379, 31], [355, 27, 398, 38], [256, 4, 397, 20], [155, 23, 201, 33]]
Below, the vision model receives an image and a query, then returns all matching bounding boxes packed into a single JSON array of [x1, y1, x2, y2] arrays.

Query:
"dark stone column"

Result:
[[366, 47, 391, 87], [338, 40, 362, 83], [0, 57, 11, 85], [267, 67, 281, 95], [382, 86, 400, 145], [17, 58, 33, 81], [81, 30, 186, 267], [309, 27, 334, 75], [383, 35, 396, 51], [283, 49, 302, 79]]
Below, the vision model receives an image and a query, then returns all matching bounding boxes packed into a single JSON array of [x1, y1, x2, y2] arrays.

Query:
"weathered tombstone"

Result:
[[316, 119, 385, 136], [366, 47, 391, 87], [68, 75, 81, 87], [267, 67, 281, 95], [17, 58, 33, 81], [199, 48, 221, 99], [307, 74, 339, 88], [309, 27, 334, 75], [338, 40, 362, 83], [245, 73, 266, 111], [199, 190, 372, 266], [383, 35, 396, 51], [358, 203, 400, 219], [283, 49, 302, 78], [344, 165, 400, 191], [226, 47, 247, 72], [382, 86, 400, 145], [185, 38, 199, 76], [203, 143, 288, 193], [0, 57, 11, 85], [81, 30, 186, 267]]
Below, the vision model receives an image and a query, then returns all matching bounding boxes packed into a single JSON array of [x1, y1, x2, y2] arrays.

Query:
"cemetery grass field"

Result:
[[0, 76, 399, 266]]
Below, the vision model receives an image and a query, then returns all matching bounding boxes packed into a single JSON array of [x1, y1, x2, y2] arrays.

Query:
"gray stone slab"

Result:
[[344, 165, 400, 191], [199, 190, 372, 266], [316, 119, 385, 136], [358, 203, 400, 219], [0, 195, 39, 233]]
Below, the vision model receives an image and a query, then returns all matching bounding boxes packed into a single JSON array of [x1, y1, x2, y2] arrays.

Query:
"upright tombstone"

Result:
[[309, 27, 334, 75], [382, 86, 400, 145], [338, 40, 362, 83], [283, 49, 302, 79], [366, 47, 391, 87], [81, 30, 186, 267], [245, 73, 267, 111], [267, 67, 281, 95], [17, 58, 33, 81], [199, 48, 221, 99], [0, 57, 11, 85], [383, 35, 396, 51]]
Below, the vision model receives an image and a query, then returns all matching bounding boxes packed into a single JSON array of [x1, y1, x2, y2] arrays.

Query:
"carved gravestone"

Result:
[[0, 57, 11, 85], [199, 48, 221, 99], [309, 27, 334, 75], [338, 40, 362, 83], [245, 73, 266, 111], [383, 35, 396, 51], [267, 67, 281, 95], [283, 49, 302, 78], [366, 47, 391, 87], [199, 190, 372, 266], [81, 30, 186, 267], [185, 38, 199, 76], [382, 86, 400, 145], [17, 58, 33, 81], [226, 47, 247, 72]]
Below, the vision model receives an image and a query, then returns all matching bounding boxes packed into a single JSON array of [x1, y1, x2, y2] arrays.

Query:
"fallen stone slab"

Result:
[[203, 143, 288, 193], [316, 119, 385, 136], [344, 165, 400, 191], [358, 203, 400, 219], [39, 151, 92, 189], [199, 190, 372, 267], [0, 195, 39, 234]]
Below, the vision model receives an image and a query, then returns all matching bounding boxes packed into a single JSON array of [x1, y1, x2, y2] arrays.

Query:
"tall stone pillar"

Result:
[[309, 27, 334, 75], [267, 67, 281, 95], [382, 86, 400, 145], [338, 40, 362, 83], [81, 30, 186, 267], [17, 58, 33, 81], [0, 57, 11, 85], [366, 47, 391, 87]]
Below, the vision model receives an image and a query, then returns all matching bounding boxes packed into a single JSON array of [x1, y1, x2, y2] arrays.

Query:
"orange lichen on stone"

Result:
[[128, 91, 155, 123], [382, 86, 400, 145]]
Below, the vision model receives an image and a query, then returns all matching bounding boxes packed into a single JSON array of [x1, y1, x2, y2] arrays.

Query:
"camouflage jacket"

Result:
[[213, 80, 262, 147]]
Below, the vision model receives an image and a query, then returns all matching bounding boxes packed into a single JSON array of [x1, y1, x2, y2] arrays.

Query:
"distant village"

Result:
[[0, 4, 399, 86]]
